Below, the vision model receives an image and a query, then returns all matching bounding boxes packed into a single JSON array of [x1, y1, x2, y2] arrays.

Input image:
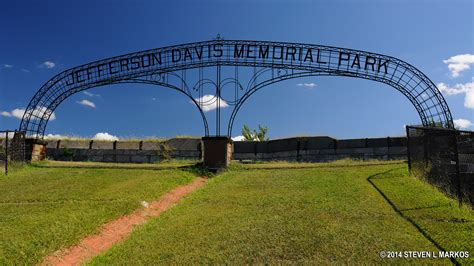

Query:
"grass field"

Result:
[[0, 160, 472, 264], [0, 163, 198, 264], [89, 162, 473, 265]]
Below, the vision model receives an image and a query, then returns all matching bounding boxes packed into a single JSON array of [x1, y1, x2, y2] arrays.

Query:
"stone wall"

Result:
[[233, 136, 407, 162], [45, 136, 407, 163], [46, 138, 202, 163]]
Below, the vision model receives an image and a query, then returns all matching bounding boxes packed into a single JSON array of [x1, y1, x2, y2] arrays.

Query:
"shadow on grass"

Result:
[[367, 168, 460, 265], [398, 204, 452, 212]]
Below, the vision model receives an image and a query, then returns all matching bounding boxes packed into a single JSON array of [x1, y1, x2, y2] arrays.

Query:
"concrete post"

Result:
[[202, 137, 233, 171]]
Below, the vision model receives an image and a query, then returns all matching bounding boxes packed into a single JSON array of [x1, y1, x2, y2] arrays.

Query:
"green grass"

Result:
[[90, 162, 473, 265], [369, 167, 473, 262], [233, 158, 405, 169], [1, 161, 472, 264], [0, 164, 198, 265], [33, 159, 199, 170]]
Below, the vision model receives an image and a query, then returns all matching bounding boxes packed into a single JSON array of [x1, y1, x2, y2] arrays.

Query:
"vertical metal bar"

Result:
[[199, 67, 203, 108], [234, 66, 238, 103], [181, 69, 185, 91], [216, 65, 221, 136], [253, 65, 257, 88], [406, 126, 412, 174]]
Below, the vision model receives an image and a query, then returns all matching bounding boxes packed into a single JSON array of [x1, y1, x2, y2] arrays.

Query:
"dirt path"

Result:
[[41, 177, 207, 266]]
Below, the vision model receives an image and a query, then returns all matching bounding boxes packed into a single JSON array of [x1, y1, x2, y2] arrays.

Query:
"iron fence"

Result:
[[0, 130, 26, 175], [406, 126, 473, 205]]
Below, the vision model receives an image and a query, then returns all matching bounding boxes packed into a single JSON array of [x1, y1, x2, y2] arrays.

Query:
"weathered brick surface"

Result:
[[305, 137, 336, 149], [59, 141, 90, 149], [166, 138, 201, 151], [103, 155, 116, 162], [92, 141, 114, 150], [115, 155, 131, 163], [116, 142, 139, 150], [46, 141, 58, 149], [337, 139, 366, 149], [141, 142, 162, 150], [367, 138, 389, 148], [131, 155, 149, 163]]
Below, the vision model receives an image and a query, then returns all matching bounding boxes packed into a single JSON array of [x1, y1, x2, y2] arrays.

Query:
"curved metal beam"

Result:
[[227, 71, 430, 137], [19, 39, 453, 138], [38, 79, 210, 138]]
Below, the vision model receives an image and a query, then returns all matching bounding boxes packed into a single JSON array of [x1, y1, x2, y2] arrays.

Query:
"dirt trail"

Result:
[[41, 177, 207, 266]]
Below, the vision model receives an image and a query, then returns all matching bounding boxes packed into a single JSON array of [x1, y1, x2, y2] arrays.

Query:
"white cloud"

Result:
[[437, 81, 473, 95], [39, 61, 56, 69], [297, 82, 317, 88], [83, 91, 100, 97], [11, 109, 26, 119], [1, 107, 56, 120], [465, 90, 474, 109], [453, 118, 472, 130], [193, 95, 229, 112], [3, 64, 13, 68], [437, 80, 474, 109], [77, 99, 96, 108], [44, 134, 68, 140], [231, 135, 246, 141], [443, 54, 474, 77], [1, 111, 12, 117], [0, 132, 15, 138], [93, 132, 119, 141], [21, 69, 30, 73]]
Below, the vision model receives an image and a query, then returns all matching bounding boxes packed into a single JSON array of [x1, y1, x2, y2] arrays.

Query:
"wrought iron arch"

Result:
[[227, 71, 433, 136], [20, 39, 453, 139], [38, 79, 210, 138]]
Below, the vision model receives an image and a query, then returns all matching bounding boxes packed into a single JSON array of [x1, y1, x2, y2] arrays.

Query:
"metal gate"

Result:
[[0, 130, 26, 175], [406, 126, 473, 205]]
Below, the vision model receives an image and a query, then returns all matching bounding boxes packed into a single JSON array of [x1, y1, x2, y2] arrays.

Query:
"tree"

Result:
[[242, 125, 254, 141], [241, 124, 269, 141]]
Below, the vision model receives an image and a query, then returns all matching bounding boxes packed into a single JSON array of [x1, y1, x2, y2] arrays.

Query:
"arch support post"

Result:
[[201, 137, 233, 171], [25, 138, 47, 161]]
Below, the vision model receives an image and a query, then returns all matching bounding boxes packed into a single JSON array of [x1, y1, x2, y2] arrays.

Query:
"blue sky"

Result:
[[0, 0, 473, 140]]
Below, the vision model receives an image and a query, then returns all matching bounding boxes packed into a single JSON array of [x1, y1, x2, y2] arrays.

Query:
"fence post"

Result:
[[406, 126, 412, 174]]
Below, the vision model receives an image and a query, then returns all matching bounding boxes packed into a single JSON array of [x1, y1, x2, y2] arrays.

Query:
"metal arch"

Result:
[[120, 79, 210, 136], [227, 71, 431, 137], [37, 78, 210, 138], [20, 39, 454, 139]]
